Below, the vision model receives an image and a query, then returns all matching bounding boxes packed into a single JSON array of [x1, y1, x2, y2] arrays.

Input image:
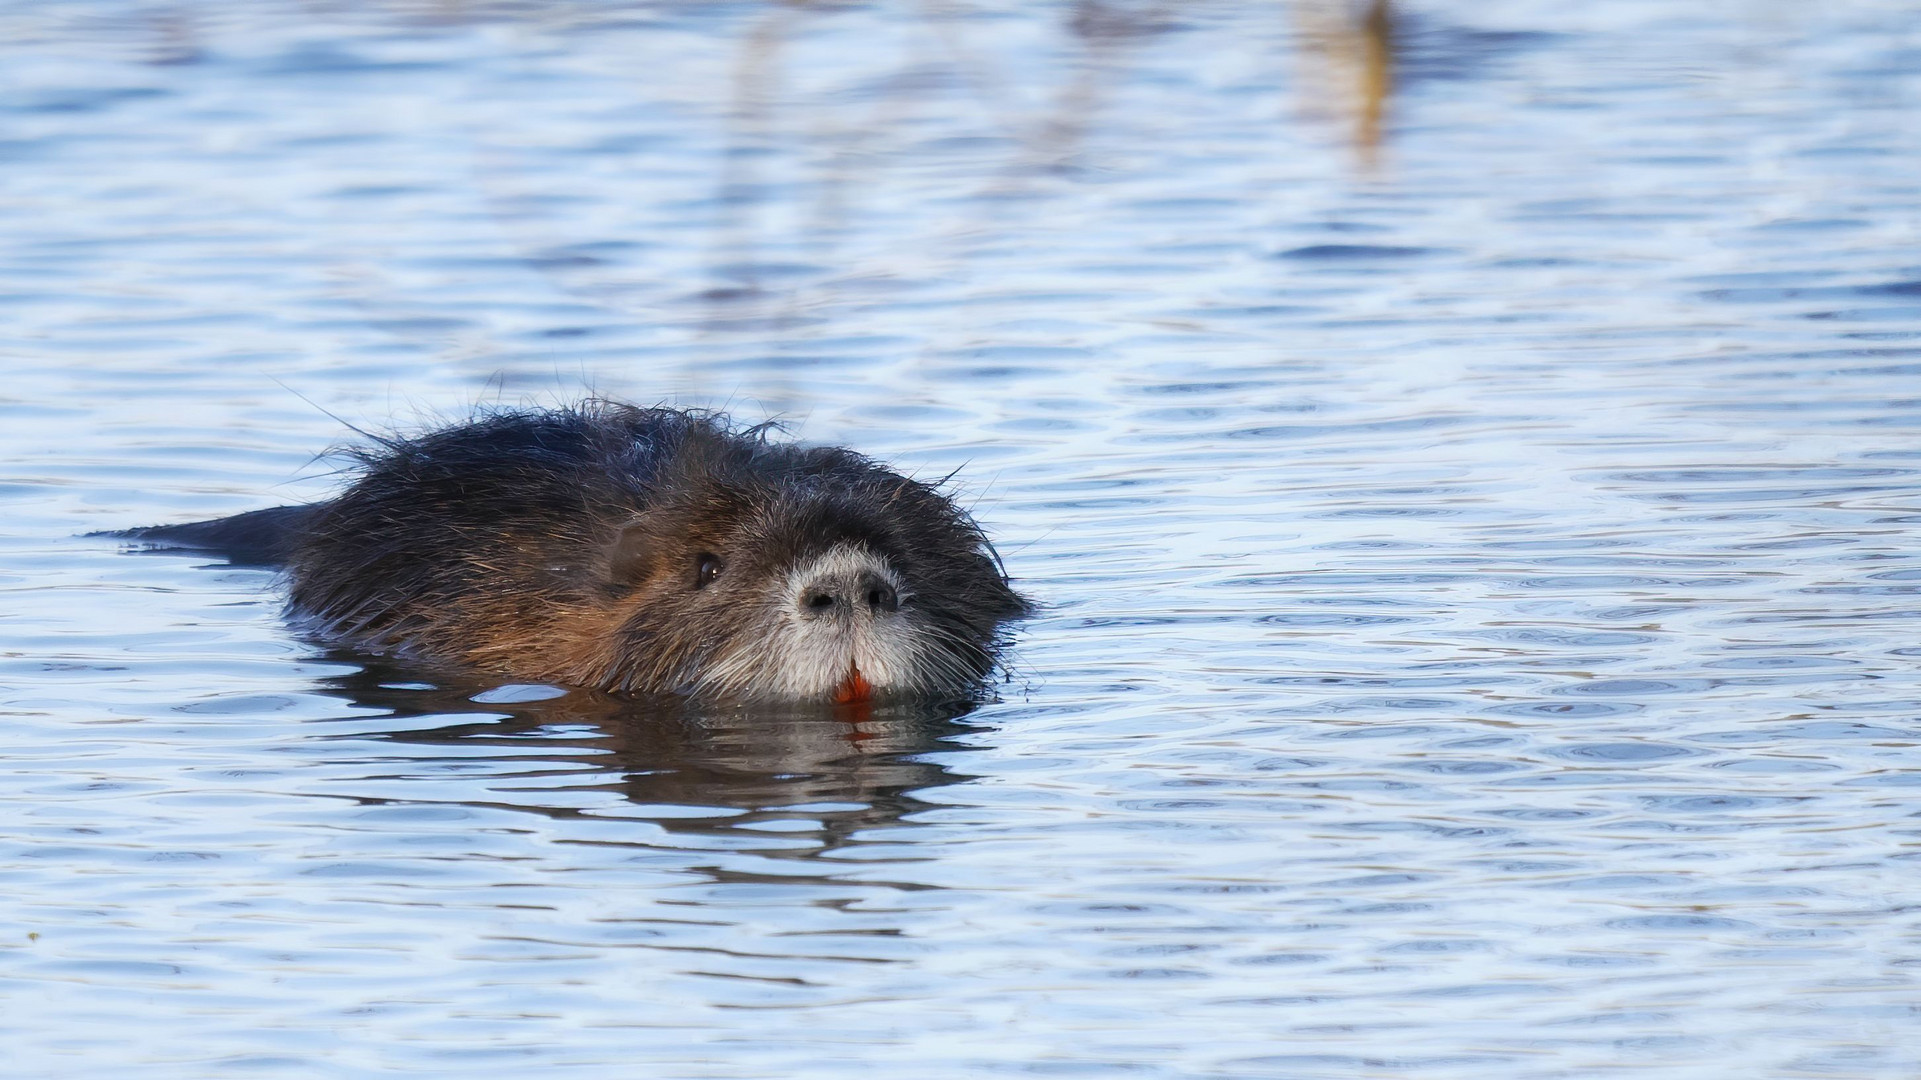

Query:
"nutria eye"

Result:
[[695, 553, 722, 589]]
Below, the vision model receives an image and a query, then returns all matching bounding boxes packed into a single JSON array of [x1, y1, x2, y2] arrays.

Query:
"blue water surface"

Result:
[[3, 2, 1921, 1077]]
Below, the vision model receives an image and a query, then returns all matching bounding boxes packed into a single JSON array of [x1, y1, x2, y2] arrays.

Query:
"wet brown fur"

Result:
[[119, 403, 1030, 700]]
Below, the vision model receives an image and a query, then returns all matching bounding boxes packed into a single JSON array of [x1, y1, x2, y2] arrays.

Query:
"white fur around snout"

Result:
[[696, 544, 953, 699]]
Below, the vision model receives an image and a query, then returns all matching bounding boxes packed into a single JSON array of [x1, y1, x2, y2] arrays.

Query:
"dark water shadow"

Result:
[[305, 652, 991, 870]]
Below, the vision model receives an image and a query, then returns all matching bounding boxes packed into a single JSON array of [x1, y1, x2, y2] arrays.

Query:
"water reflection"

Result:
[[308, 654, 987, 870], [13, 0, 1921, 1074], [1290, 0, 1396, 163]]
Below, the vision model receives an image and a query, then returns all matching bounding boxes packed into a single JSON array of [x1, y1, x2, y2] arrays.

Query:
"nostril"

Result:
[[797, 563, 900, 618]]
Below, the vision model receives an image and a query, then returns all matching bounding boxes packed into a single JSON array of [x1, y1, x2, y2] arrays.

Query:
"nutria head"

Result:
[[283, 404, 1029, 702], [581, 427, 1028, 699]]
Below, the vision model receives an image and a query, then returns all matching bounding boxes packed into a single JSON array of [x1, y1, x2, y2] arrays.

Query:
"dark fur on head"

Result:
[[130, 403, 1030, 701]]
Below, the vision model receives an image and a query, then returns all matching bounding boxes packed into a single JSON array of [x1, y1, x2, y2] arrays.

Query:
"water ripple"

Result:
[[6, 2, 1921, 1078]]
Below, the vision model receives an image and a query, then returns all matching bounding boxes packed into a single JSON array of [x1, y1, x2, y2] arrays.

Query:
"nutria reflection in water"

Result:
[[315, 656, 984, 860], [112, 403, 1030, 703]]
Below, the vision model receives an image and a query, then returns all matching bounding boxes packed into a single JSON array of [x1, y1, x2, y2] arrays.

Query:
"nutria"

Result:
[[115, 403, 1030, 702]]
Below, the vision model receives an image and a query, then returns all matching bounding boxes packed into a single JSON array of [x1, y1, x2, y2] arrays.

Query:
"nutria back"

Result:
[[122, 404, 1030, 701]]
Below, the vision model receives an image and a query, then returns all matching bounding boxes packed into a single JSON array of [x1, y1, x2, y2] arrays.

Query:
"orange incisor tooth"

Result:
[[833, 666, 873, 704]]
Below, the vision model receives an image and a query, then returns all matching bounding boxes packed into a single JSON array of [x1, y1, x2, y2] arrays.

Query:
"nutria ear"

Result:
[[606, 521, 655, 585]]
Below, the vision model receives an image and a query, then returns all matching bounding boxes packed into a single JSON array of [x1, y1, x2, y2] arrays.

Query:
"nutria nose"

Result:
[[799, 570, 899, 616]]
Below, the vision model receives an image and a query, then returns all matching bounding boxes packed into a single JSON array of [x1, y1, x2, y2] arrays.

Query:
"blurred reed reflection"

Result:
[[1290, 0, 1395, 164], [308, 654, 989, 866]]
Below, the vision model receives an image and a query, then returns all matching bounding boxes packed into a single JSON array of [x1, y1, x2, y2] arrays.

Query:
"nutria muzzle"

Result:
[[110, 403, 1031, 702], [793, 547, 902, 618]]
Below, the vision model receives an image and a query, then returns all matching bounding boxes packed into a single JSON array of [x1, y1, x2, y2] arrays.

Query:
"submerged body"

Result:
[[122, 404, 1029, 701]]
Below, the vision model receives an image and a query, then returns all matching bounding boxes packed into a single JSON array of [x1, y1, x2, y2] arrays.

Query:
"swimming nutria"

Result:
[[117, 403, 1030, 702]]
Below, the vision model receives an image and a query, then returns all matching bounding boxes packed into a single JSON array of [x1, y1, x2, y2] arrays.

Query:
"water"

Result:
[[4, 1, 1921, 1076]]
